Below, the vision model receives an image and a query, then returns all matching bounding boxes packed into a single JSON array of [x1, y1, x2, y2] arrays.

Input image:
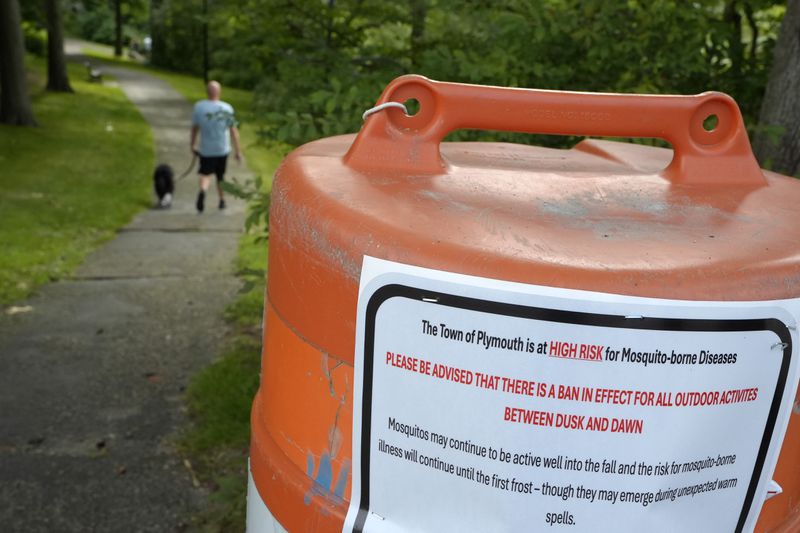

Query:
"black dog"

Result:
[[153, 164, 174, 208]]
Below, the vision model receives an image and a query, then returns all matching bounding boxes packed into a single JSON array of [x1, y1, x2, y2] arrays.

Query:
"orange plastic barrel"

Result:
[[247, 75, 800, 532]]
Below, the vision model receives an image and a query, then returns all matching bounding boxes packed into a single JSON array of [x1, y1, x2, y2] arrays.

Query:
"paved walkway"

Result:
[[0, 43, 251, 531]]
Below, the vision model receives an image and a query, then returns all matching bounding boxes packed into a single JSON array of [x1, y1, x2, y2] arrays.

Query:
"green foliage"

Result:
[[22, 21, 47, 57], [220, 175, 271, 239], [149, 0, 205, 73], [0, 56, 153, 304], [232, 0, 410, 144], [179, 334, 261, 531], [65, 0, 150, 46], [220, 172, 275, 308], [182, 335, 261, 453], [180, 233, 268, 531], [20, 1, 44, 22], [259, 77, 387, 146], [150, 0, 785, 149]]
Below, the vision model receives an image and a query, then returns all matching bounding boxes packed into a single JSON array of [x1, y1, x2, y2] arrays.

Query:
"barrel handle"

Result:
[[344, 75, 764, 185]]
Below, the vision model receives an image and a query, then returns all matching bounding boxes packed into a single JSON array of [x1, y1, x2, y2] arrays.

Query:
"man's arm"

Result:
[[190, 124, 199, 154], [231, 125, 242, 163]]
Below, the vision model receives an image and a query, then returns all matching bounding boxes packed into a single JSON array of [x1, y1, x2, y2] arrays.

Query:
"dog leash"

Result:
[[177, 150, 200, 181]]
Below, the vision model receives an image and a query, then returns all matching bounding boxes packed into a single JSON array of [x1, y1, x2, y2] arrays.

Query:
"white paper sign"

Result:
[[344, 257, 799, 533]]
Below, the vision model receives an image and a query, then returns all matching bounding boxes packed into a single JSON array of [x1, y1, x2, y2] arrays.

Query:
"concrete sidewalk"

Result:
[[0, 45, 252, 531]]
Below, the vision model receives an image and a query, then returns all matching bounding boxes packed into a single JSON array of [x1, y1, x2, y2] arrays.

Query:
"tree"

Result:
[[753, 0, 800, 176], [202, 0, 209, 83], [145, 0, 786, 148], [63, 0, 148, 47], [114, 0, 123, 56], [150, 0, 164, 65], [149, 0, 205, 74], [0, 0, 37, 126], [45, 0, 73, 92]]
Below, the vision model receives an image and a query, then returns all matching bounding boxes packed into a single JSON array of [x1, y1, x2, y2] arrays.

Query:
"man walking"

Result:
[[190, 80, 242, 212]]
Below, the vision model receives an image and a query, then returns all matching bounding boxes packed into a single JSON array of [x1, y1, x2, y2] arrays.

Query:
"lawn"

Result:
[[0, 56, 153, 304]]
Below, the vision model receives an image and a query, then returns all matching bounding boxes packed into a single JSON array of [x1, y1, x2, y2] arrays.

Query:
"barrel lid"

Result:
[[279, 134, 800, 298], [268, 76, 800, 360]]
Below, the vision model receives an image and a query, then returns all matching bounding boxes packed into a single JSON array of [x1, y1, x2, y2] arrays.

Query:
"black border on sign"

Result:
[[351, 284, 793, 533]]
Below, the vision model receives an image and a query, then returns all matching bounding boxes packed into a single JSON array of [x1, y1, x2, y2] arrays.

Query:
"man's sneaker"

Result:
[[219, 198, 226, 210], [196, 190, 205, 213]]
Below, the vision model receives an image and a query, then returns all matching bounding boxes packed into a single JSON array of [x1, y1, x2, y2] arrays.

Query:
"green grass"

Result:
[[0, 56, 153, 304], [180, 222, 272, 532], [225, 235, 269, 328], [180, 334, 261, 531]]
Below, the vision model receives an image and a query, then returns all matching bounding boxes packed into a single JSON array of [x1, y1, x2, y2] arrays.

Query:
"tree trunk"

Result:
[[45, 0, 73, 92], [202, 0, 209, 83], [753, 0, 800, 176], [150, 0, 164, 67], [0, 0, 37, 126], [114, 0, 123, 57], [723, 1, 746, 99]]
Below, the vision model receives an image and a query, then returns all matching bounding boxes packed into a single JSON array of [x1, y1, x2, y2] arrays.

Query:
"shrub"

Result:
[[22, 21, 47, 57]]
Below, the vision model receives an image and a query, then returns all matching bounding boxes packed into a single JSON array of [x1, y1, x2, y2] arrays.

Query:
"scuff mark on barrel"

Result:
[[417, 189, 474, 213], [537, 188, 751, 240], [328, 392, 347, 459], [280, 431, 306, 455], [321, 352, 344, 397], [282, 200, 361, 281]]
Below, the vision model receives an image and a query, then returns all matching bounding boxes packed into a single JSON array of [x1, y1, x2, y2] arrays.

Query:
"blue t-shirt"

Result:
[[192, 99, 236, 157]]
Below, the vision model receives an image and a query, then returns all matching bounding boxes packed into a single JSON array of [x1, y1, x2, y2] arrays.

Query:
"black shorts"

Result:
[[198, 155, 228, 181]]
